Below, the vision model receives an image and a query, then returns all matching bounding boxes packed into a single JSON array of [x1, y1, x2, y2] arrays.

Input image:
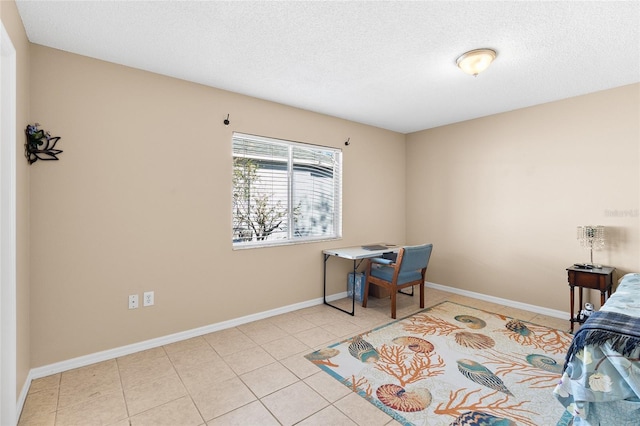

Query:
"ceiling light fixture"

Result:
[[456, 48, 497, 76]]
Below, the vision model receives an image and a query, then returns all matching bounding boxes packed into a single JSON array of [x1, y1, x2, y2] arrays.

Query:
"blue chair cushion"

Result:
[[370, 265, 423, 285]]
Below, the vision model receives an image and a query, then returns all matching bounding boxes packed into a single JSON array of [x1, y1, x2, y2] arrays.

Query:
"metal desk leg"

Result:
[[323, 254, 356, 316]]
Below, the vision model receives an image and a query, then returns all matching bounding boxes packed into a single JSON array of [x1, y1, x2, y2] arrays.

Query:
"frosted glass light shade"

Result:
[[456, 49, 497, 76]]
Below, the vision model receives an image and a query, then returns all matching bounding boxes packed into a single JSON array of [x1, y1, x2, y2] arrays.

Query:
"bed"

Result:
[[554, 272, 640, 425]]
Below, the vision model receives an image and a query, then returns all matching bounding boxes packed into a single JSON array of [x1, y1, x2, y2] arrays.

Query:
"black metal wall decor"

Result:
[[25, 123, 63, 164]]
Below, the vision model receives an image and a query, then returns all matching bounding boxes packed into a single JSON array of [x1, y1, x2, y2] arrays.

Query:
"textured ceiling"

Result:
[[15, 1, 640, 133]]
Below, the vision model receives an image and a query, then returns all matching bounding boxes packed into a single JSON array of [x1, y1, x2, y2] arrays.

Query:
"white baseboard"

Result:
[[19, 295, 331, 417], [19, 282, 568, 415], [425, 281, 569, 320], [28, 296, 330, 381]]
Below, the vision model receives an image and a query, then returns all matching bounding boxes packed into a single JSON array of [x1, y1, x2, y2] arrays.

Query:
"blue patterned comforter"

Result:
[[554, 273, 640, 425]]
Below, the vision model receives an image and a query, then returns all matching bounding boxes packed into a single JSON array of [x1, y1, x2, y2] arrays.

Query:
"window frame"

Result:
[[232, 132, 342, 249]]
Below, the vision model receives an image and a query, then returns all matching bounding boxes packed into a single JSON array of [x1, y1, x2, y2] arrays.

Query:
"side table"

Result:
[[566, 265, 615, 332]]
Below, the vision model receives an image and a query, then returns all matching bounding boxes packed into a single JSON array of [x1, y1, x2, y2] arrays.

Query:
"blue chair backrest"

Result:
[[399, 244, 433, 273]]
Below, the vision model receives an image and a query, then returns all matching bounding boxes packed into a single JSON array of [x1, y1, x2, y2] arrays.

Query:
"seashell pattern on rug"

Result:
[[304, 301, 572, 426]]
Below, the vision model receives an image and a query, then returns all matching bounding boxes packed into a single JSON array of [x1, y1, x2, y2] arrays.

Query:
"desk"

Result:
[[323, 244, 399, 315], [566, 265, 615, 332]]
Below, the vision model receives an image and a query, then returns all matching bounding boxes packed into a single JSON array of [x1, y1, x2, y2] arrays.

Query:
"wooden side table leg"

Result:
[[578, 287, 583, 317], [570, 284, 575, 332], [600, 291, 606, 307]]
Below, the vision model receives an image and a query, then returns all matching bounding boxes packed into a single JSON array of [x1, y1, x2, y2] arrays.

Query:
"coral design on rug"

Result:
[[305, 301, 572, 426]]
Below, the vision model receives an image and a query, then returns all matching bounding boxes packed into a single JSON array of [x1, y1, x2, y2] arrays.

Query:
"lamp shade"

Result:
[[576, 225, 606, 266], [577, 225, 605, 250], [456, 49, 497, 76]]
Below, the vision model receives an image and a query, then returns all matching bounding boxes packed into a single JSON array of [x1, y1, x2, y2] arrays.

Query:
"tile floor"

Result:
[[18, 288, 570, 426]]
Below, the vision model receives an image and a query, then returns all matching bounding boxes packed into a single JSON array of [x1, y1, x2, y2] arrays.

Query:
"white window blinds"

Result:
[[232, 133, 342, 247]]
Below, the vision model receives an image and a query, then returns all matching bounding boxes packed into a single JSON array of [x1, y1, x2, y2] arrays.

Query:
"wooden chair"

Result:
[[362, 244, 433, 319]]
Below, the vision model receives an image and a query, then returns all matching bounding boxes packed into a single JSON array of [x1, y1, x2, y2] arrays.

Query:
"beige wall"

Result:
[[28, 45, 406, 367], [13, 13, 640, 374], [406, 84, 640, 312], [1, 0, 31, 402]]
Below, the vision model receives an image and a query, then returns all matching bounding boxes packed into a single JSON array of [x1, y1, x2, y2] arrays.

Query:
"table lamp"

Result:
[[576, 225, 605, 268]]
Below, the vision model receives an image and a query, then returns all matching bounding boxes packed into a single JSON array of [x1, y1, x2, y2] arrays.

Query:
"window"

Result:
[[232, 133, 342, 247]]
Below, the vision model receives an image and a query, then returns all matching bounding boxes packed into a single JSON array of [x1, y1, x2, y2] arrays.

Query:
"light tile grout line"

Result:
[[160, 344, 206, 426]]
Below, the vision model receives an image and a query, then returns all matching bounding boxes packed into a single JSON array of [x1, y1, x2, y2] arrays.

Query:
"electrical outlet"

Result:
[[128, 294, 139, 309], [143, 291, 154, 307]]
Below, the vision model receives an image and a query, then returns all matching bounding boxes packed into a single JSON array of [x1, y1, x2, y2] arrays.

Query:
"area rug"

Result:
[[305, 301, 573, 426]]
